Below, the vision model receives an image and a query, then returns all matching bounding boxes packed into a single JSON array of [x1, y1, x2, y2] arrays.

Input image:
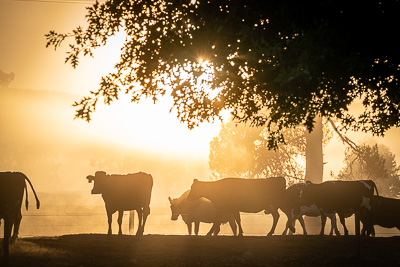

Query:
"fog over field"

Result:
[[1, 88, 400, 238], [1, 0, 400, 241], [0, 88, 215, 236]]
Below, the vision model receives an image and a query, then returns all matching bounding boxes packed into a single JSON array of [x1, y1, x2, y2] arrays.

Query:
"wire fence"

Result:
[[1, 205, 398, 238]]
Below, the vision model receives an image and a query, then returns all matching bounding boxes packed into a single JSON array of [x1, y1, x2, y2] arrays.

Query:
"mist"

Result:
[[0, 88, 216, 237], [1, 88, 399, 238]]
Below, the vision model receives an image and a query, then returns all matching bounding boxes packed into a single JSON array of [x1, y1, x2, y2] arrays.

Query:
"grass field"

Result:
[[3, 234, 400, 266]]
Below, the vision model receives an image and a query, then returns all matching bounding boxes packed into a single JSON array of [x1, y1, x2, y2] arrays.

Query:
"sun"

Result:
[[85, 93, 224, 158], [77, 33, 228, 158]]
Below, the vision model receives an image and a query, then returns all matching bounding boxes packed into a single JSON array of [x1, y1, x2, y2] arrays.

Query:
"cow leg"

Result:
[[228, 217, 237, 236], [282, 212, 295, 235], [187, 223, 192, 235], [142, 206, 150, 235], [206, 224, 215, 236], [106, 208, 113, 235], [282, 226, 289, 236], [360, 209, 373, 237], [234, 212, 244, 236], [361, 223, 374, 237], [282, 213, 290, 235], [298, 216, 307, 235], [138, 205, 150, 236], [361, 224, 367, 236], [267, 209, 280, 236], [3, 215, 11, 265], [210, 214, 221, 236], [136, 208, 143, 236], [354, 212, 361, 236], [327, 213, 340, 236], [285, 209, 297, 234], [319, 213, 327, 236], [11, 211, 22, 241], [369, 226, 376, 237], [213, 223, 221, 236], [194, 221, 200, 235], [117, 210, 124, 235], [338, 213, 349, 236]]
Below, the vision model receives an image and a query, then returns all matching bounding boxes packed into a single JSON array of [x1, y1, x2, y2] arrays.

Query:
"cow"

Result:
[[361, 195, 400, 237], [87, 171, 153, 236], [168, 190, 238, 236], [281, 182, 341, 236], [187, 177, 286, 236], [0, 172, 40, 240], [285, 180, 378, 236], [0, 172, 40, 264]]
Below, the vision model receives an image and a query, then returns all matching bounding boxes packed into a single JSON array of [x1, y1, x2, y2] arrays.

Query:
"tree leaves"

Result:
[[46, 0, 400, 147]]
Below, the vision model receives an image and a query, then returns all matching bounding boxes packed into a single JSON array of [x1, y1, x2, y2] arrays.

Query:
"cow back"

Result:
[[189, 177, 286, 213], [302, 180, 375, 213], [101, 172, 153, 211], [370, 195, 400, 229], [0, 172, 26, 216]]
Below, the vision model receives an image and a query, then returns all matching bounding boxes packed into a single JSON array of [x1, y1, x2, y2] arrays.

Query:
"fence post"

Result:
[[129, 211, 135, 235]]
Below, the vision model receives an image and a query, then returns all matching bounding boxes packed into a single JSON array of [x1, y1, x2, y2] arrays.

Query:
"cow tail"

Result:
[[25, 183, 29, 210], [25, 176, 40, 209]]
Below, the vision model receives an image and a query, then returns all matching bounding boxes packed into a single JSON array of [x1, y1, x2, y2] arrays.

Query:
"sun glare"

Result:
[[86, 93, 224, 158], [78, 35, 227, 158]]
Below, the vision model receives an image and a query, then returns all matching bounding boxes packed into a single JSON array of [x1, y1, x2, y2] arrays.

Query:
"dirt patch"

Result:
[[4, 234, 400, 266]]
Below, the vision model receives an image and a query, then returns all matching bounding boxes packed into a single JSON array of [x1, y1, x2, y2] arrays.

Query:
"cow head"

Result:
[[168, 197, 180, 221], [187, 179, 202, 201], [86, 171, 107, 194]]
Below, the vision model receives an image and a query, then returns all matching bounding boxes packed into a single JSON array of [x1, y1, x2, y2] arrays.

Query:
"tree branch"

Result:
[[328, 118, 359, 153]]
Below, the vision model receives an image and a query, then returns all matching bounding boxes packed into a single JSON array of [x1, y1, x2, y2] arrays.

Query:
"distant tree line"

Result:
[[337, 142, 400, 198], [209, 121, 400, 197], [209, 119, 333, 186]]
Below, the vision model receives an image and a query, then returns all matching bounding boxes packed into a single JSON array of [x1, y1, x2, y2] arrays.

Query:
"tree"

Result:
[[209, 118, 332, 184], [337, 142, 400, 198], [305, 116, 323, 183], [0, 70, 15, 88], [46, 0, 400, 148], [209, 122, 264, 179]]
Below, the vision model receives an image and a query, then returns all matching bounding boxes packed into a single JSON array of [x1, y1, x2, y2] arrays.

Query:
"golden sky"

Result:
[[0, 0, 223, 204], [1, 0, 400, 200], [0, 0, 223, 155]]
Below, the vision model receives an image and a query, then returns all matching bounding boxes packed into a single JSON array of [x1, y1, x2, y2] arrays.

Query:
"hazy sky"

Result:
[[0, 0, 224, 155], [1, 0, 400, 194], [1, 0, 102, 93], [0, 0, 225, 204]]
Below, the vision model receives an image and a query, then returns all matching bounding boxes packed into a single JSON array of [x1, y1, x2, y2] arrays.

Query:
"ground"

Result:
[[3, 234, 400, 266]]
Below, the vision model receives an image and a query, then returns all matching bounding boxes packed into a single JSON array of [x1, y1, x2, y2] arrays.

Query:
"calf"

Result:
[[361, 195, 400, 236], [169, 190, 237, 236], [285, 180, 378, 236]]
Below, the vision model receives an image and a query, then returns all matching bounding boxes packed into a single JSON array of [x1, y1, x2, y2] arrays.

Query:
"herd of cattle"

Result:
[[1, 171, 400, 245]]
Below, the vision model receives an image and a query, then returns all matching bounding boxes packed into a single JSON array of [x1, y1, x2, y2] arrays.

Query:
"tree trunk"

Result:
[[305, 116, 324, 183], [304, 116, 324, 234]]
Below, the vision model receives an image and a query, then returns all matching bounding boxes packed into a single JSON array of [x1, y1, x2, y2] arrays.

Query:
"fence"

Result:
[[2, 204, 398, 238]]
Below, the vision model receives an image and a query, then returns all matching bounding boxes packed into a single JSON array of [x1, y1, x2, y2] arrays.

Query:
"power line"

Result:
[[2, 0, 104, 4]]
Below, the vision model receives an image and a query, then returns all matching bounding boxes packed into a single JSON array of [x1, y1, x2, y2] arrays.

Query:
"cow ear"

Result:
[[193, 179, 198, 183], [87, 175, 94, 183], [168, 197, 172, 203]]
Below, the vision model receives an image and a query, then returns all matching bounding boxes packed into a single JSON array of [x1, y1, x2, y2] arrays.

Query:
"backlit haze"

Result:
[[1, 0, 400, 236]]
